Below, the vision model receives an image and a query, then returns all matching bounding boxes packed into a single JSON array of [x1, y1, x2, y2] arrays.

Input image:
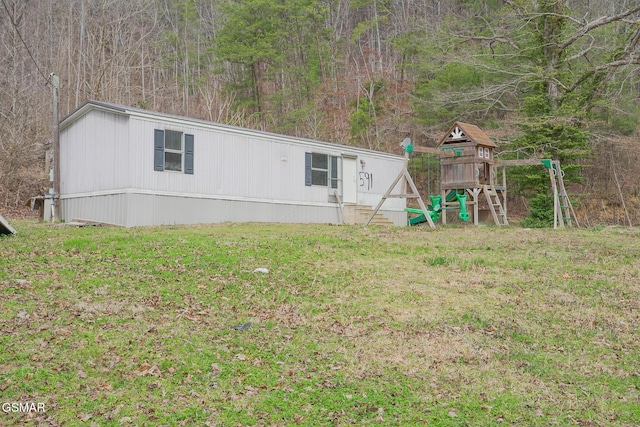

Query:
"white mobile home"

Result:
[[59, 101, 407, 227]]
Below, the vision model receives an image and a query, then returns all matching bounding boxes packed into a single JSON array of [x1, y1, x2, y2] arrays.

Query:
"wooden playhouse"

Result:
[[369, 121, 578, 228], [435, 122, 507, 226]]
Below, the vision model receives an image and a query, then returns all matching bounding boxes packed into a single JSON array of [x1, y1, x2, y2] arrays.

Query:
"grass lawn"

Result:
[[1, 220, 639, 426]]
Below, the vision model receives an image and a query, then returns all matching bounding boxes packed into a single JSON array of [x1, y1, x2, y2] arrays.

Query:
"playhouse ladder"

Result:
[[483, 185, 508, 226], [550, 161, 579, 228]]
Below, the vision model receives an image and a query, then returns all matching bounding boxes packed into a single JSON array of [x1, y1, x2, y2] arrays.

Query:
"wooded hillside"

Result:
[[2, 0, 639, 224]]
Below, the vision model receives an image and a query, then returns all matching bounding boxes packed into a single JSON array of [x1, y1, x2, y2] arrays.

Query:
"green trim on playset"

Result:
[[440, 147, 464, 156]]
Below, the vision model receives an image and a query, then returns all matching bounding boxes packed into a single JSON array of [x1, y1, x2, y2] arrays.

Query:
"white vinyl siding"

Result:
[[60, 101, 407, 226]]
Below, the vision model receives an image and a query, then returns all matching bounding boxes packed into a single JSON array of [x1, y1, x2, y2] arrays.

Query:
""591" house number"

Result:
[[359, 172, 373, 190]]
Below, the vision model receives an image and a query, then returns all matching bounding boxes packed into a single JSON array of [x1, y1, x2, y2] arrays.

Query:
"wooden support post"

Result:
[[441, 188, 447, 225], [553, 161, 579, 228], [502, 165, 507, 219], [365, 151, 435, 228], [548, 166, 560, 229], [366, 169, 405, 226], [469, 188, 480, 226]]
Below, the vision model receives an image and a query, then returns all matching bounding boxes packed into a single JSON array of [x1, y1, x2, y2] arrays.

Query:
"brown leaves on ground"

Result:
[[130, 362, 162, 379]]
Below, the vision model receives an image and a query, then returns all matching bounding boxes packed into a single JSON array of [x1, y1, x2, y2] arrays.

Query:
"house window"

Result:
[[154, 129, 194, 174], [478, 147, 484, 158], [311, 153, 328, 186], [484, 148, 490, 159], [305, 153, 338, 188], [164, 130, 183, 171]]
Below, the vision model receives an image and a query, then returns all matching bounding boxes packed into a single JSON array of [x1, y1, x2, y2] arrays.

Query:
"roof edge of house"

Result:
[[60, 100, 405, 161]]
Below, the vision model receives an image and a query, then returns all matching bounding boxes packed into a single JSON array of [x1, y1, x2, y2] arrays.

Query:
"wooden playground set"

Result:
[[366, 122, 579, 229]]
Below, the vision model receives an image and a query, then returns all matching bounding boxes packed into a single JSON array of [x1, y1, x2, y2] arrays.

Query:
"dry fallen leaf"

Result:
[[132, 363, 162, 378], [148, 380, 162, 389], [244, 386, 259, 397], [0, 380, 12, 392], [78, 413, 92, 421], [55, 328, 72, 336]]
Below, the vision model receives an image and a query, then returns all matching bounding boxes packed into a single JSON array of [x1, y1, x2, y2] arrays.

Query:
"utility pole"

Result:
[[51, 72, 60, 222]]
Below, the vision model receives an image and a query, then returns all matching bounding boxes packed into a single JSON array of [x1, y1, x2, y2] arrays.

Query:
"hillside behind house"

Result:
[[1, 0, 639, 224]]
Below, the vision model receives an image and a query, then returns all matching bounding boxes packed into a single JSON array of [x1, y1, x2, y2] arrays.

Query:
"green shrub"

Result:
[[521, 192, 554, 228]]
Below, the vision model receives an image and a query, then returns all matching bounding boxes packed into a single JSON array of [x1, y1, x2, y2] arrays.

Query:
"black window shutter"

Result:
[[154, 129, 164, 171], [305, 152, 312, 186], [184, 134, 194, 174]]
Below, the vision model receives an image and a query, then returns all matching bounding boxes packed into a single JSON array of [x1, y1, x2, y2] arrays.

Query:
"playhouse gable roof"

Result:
[[437, 122, 497, 148]]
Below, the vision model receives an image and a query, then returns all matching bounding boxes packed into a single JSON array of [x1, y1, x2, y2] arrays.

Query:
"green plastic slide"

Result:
[[406, 191, 469, 224], [445, 190, 459, 202], [405, 194, 443, 225]]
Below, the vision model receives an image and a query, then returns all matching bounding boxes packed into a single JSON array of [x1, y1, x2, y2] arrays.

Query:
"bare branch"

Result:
[[559, 5, 640, 50], [451, 34, 520, 51], [566, 34, 595, 62]]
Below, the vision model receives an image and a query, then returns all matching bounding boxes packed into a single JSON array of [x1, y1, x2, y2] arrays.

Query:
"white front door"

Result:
[[342, 157, 357, 204]]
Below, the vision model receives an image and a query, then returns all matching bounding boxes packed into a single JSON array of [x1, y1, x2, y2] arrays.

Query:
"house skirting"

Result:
[[60, 190, 406, 227]]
